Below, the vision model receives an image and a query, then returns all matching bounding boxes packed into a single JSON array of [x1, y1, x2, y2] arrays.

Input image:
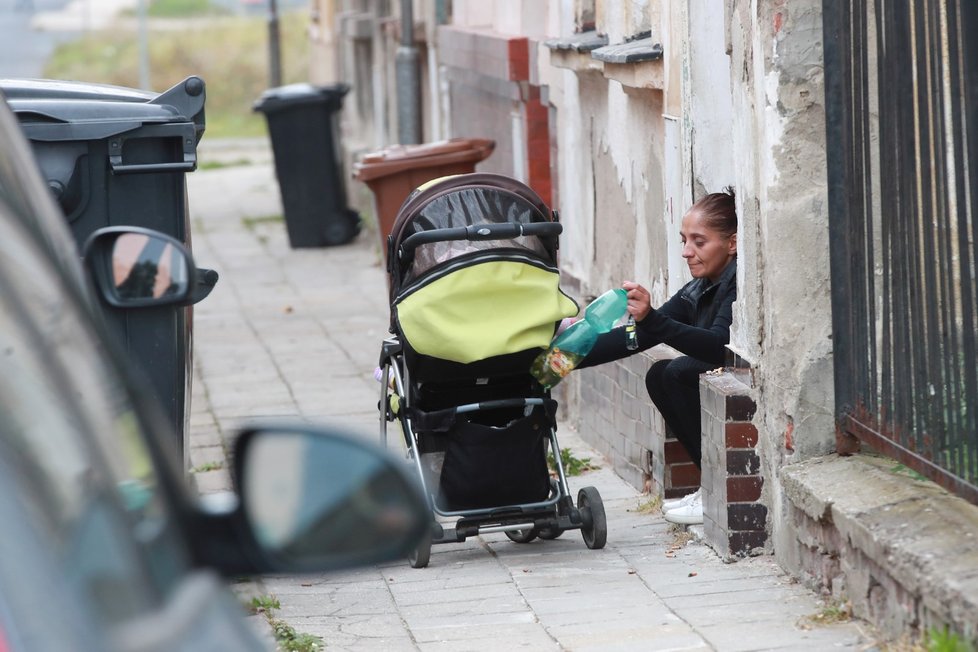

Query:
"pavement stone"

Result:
[[186, 138, 875, 651]]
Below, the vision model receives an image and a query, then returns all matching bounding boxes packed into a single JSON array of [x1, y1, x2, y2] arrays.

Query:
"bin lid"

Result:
[[0, 77, 206, 142], [352, 138, 496, 182], [252, 83, 350, 114]]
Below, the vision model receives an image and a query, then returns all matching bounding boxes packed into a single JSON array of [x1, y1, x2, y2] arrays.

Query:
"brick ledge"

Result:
[[781, 454, 978, 643]]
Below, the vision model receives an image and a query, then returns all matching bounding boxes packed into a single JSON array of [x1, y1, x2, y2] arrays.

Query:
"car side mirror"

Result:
[[83, 226, 195, 308], [232, 424, 428, 573]]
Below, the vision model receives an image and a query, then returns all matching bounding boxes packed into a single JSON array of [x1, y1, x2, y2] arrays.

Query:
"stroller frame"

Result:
[[378, 173, 607, 568]]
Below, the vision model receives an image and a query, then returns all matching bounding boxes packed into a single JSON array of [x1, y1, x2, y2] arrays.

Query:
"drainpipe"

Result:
[[395, 0, 422, 144]]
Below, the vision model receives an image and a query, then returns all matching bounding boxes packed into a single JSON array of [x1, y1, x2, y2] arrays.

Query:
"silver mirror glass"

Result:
[[111, 232, 190, 302], [241, 429, 426, 568]]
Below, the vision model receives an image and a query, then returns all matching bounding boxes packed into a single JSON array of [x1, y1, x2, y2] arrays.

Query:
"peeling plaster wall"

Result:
[[686, 0, 735, 198], [547, 69, 596, 284], [726, 0, 836, 565], [550, 77, 666, 299]]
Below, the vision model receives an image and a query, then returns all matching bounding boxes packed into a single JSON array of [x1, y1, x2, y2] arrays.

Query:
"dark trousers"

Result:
[[645, 356, 714, 469]]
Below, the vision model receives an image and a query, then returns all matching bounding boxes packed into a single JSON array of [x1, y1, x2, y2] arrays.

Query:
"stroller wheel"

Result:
[[505, 528, 538, 544], [578, 486, 607, 550], [408, 532, 432, 568], [537, 527, 564, 540]]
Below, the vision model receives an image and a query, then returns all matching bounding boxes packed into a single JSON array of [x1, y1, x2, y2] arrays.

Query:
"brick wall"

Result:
[[700, 370, 767, 558], [572, 345, 701, 499], [437, 25, 552, 204]]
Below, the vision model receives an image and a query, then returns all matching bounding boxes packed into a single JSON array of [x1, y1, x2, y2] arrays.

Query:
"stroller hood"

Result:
[[396, 256, 578, 364]]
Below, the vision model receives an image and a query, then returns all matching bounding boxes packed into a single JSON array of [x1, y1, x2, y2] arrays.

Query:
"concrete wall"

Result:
[[725, 0, 836, 563]]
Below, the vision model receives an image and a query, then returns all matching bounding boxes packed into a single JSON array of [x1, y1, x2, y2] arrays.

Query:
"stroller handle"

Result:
[[398, 222, 562, 261]]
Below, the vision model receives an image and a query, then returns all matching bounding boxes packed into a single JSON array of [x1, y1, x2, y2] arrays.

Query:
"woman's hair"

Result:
[[692, 186, 737, 238]]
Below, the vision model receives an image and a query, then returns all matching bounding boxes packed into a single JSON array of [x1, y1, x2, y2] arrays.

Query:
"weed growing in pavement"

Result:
[[631, 496, 662, 514], [890, 462, 928, 482], [861, 626, 975, 652], [242, 214, 285, 231], [269, 618, 324, 652], [923, 626, 974, 652], [547, 448, 598, 476], [248, 595, 281, 614], [797, 599, 852, 629], [247, 595, 324, 652], [191, 461, 223, 473]]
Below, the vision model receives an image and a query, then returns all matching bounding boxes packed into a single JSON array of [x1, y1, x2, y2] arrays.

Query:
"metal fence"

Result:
[[823, 0, 978, 504]]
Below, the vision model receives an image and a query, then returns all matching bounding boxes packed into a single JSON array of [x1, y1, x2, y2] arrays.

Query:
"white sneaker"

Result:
[[662, 488, 701, 513], [664, 493, 703, 525]]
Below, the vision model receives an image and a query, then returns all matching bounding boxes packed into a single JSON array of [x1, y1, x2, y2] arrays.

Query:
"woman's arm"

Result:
[[635, 289, 734, 365], [577, 287, 690, 368]]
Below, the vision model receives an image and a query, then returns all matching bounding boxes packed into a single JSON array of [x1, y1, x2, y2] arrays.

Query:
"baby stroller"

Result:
[[378, 172, 608, 568]]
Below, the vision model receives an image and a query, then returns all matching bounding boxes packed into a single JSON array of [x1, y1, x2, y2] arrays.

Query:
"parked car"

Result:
[[0, 91, 427, 651]]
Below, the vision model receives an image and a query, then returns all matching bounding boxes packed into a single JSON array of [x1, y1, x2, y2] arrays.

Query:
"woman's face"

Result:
[[680, 208, 737, 283]]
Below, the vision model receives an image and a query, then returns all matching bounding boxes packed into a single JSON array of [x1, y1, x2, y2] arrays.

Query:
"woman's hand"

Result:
[[622, 281, 652, 322]]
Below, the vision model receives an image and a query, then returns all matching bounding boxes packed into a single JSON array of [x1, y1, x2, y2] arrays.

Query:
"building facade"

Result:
[[307, 0, 978, 644]]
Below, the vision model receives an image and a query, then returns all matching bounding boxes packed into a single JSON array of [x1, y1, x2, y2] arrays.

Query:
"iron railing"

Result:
[[823, 0, 978, 504]]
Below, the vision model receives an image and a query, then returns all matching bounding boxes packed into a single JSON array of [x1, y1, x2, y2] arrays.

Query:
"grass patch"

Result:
[[191, 460, 223, 473], [547, 447, 598, 477], [148, 0, 230, 17], [43, 10, 310, 138]]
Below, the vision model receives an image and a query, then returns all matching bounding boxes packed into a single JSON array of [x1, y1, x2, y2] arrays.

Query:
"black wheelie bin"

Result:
[[0, 76, 219, 467], [253, 82, 361, 248]]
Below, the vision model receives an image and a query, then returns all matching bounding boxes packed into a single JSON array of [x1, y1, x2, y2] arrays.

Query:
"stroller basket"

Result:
[[414, 399, 556, 511]]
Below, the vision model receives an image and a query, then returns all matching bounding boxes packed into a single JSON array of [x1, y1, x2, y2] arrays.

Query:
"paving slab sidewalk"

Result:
[[186, 139, 874, 651]]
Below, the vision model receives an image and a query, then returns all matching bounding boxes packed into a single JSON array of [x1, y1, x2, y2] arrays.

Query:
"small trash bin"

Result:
[[352, 138, 495, 265], [1, 76, 214, 465], [253, 83, 361, 248]]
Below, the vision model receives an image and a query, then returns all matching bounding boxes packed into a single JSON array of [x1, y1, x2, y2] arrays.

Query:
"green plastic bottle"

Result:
[[583, 288, 628, 333], [530, 289, 629, 388]]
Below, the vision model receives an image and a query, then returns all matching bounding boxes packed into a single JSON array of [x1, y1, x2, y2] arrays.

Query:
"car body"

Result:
[[0, 90, 426, 652]]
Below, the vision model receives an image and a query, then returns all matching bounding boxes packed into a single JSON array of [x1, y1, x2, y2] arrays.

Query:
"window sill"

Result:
[[544, 31, 607, 73], [544, 31, 664, 90], [592, 35, 664, 89]]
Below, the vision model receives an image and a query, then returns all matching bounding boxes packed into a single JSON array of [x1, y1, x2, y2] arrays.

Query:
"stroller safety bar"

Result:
[[398, 222, 562, 261], [456, 397, 546, 414], [411, 398, 554, 432], [477, 522, 536, 534]]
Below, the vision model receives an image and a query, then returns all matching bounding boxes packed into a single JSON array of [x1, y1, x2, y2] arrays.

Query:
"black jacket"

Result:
[[579, 258, 737, 368]]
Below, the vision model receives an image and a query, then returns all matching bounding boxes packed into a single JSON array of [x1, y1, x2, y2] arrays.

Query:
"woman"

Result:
[[578, 188, 737, 525]]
